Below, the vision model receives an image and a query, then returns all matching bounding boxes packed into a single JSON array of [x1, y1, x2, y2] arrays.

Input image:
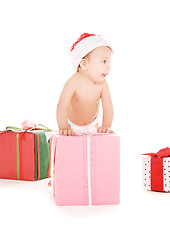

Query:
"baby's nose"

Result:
[[106, 64, 110, 72]]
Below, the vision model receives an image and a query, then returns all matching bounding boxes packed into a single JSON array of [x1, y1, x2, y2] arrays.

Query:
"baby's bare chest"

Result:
[[73, 85, 102, 104]]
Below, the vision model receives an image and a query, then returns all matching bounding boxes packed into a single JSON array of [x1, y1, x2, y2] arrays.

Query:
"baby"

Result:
[[57, 33, 115, 136]]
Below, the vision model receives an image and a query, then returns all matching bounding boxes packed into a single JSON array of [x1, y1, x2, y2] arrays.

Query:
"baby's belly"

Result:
[[68, 102, 100, 126]]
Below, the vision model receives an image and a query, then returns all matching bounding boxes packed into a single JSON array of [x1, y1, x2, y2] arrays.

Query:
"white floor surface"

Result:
[[0, 146, 169, 240]]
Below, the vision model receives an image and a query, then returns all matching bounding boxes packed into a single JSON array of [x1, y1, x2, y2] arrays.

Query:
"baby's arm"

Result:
[[57, 78, 76, 136], [98, 80, 115, 134]]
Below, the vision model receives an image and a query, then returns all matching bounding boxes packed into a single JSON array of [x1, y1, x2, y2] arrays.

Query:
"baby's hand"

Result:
[[97, 126, 115, 134], [59, 126, 75, 136]]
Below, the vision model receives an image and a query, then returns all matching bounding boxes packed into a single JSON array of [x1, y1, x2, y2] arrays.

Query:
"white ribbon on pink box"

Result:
[[46, 131, 120, 206]]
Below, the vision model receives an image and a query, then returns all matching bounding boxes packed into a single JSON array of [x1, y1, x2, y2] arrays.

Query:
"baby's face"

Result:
[[86, 46, 112, 83]]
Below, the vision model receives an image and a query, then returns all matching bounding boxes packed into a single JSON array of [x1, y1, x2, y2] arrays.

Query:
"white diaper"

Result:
[[68, 115, 100, 135]]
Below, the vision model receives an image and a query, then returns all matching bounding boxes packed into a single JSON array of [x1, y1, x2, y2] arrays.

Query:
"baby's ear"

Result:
[[79, 59, 88, 70]]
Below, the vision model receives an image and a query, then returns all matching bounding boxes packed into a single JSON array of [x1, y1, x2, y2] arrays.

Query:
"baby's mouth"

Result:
[[102, 74, 106, 78]]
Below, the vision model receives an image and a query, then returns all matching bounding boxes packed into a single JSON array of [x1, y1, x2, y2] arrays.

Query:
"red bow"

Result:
[[142, 147, 170, 158]]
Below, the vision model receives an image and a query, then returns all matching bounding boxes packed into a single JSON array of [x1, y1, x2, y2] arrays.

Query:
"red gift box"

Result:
[[0, 130, 51, 181]]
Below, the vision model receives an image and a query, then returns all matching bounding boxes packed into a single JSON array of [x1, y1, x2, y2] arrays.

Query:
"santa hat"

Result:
[[70, 33, 113, 69]]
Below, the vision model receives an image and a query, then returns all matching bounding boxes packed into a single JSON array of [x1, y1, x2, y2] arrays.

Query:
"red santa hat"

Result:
[[70, 33, 113, 69]]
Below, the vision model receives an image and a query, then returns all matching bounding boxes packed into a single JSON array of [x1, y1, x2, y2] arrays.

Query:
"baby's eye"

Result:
[[102, 60, 106, 64]]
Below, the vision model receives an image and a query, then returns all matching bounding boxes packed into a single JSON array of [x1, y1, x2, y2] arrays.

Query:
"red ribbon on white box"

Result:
[[143, 147, 170, 192]]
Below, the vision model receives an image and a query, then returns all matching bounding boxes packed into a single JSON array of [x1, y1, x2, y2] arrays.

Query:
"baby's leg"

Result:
[[48, 180, 51, 186]]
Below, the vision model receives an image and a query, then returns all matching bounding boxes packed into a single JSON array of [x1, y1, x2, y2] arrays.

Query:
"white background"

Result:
[[1, 0, 170, 239]]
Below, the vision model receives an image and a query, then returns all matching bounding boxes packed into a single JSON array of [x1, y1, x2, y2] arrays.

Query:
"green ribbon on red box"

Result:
[[34, 130, 52, 181], [6, 123, 52, 132], [1, 123, 53, 181]]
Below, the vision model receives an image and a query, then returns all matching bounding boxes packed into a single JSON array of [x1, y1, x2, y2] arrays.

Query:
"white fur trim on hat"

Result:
[[70, 34, 113, 70]]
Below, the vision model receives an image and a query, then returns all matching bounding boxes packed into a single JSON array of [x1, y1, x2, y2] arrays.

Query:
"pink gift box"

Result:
[[52, 134, 120, 206]]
